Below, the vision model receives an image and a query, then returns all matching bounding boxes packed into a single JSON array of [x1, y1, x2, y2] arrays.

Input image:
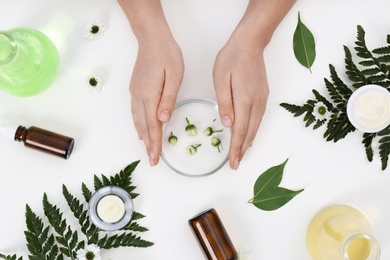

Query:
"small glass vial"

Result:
[[189, 208, 237, 260], [1, 123, 75, 159]]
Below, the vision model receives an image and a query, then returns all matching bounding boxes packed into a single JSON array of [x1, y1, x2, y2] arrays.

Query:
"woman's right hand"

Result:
[[130, 36, 184, 166], [118, 0, 184, 166]]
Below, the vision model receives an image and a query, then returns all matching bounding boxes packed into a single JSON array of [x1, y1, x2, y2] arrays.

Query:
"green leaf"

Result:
[[293, 12, 316, 72], [249, 159, 304, 211], [252, 187, 304, 211]]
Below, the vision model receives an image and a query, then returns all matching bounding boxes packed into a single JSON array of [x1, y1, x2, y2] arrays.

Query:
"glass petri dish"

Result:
[[161, 99, 231, 177]]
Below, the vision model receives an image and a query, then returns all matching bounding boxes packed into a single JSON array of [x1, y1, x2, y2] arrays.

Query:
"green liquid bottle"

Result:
[[0, 28, 59, 97]]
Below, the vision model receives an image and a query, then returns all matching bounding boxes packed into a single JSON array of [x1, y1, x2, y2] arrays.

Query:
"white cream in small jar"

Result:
[[347, 84, 390, 133], [89, 186, 134, 231], [97, 195, 126, 223]]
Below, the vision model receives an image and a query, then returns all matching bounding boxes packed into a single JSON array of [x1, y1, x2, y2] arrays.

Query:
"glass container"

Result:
[[0, 27, 59, 96], [306, 205, 381, 260], [161, 99, 231, 177]]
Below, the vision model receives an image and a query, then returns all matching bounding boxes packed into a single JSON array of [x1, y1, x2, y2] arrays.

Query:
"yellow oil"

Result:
[[306, 205, 374, 260]]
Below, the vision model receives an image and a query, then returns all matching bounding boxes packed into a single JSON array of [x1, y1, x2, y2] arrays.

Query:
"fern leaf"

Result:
[[373, 45, 390, 55], [344, 46, 367, 84], [130, 212, 145, 221], [24, 205, 60, 259], [280, 103, 307, 117], [43, 194, 79, 258], [81, 183, 93, 202], [329, 64, 353, 99], [325, 111, 354, 142], [360, 67, 381, 76], [312, 89, 334, 110], [98, 233, 153, 249], [0, 254, 23, 260], [123, 222, 149, 233], [93, 175, 104, 191], [363, 133, 376, 162], [379, 136, 390, 170]]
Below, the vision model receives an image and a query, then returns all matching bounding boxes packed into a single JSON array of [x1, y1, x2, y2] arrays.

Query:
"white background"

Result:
[[1, 0, 390, 259]]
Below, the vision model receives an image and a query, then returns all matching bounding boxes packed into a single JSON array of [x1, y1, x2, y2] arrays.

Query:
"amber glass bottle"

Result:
[[1, 124, 74, 159], [189, 208, 237, 260]]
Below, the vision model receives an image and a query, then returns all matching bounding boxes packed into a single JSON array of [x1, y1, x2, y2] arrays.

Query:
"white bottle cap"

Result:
[[1, 123, 19, 140]]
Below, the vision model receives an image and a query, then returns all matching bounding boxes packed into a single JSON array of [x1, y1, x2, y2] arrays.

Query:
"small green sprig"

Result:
[[168, 131, 178, 145], [187, 144, 201, 155], [0, 161, 153, 259], [281, 25, 390, 170], [211, 136, 221, 153], [185, 117, 198, 136], [203, 127, 224, 136]]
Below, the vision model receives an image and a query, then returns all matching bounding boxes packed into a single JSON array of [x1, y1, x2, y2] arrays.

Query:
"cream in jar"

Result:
[[347, 84, 390, 133], [89, 186, 134, 231]]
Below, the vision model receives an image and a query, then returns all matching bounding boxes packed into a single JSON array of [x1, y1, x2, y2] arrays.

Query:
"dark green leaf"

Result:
[[252, 187, 304, 211], [249, 159, 304, 211], [293, 12, 316, 72]]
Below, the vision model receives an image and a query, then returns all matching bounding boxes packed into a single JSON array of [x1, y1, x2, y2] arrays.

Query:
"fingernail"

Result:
[[232, 156, 239, 170], [222, 116, 232, 127], [159, 110, 171, 122], [149, 152, 155, 166]]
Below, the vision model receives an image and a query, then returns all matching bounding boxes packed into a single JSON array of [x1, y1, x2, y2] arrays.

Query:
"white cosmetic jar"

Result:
[[88, 186, 134, 231], [347, 84, 390, 133]]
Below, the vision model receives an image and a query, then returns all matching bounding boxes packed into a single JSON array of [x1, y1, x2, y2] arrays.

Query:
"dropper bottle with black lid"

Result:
[[0, 123, 75, 159]]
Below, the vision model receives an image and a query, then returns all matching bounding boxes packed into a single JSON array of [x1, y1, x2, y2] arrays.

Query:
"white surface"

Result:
[[1, 123, 18, 140], [1, 0, 390, 259]]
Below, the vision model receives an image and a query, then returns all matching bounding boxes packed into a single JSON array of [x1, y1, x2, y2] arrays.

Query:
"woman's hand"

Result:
[[213, 0, 295, 170], [118, 0, 184, 166], [213, 33, 268, 170], [130, 37, 184, 166]]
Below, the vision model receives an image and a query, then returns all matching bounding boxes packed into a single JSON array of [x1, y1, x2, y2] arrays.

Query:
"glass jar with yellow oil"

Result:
[[306, 205, 380, 260]]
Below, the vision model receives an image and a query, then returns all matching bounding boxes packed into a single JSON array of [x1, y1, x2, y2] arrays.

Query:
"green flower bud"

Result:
[[168, 131, 178, 145], [211, 136, 221, 153], [203, 127, 224, 136], [187, 144, 201, 155], [185, 117, 198, 136]]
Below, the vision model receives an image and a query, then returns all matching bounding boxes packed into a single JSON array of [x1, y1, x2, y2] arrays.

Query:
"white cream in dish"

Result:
[[88, 186, 134, 231], [97, 195, 125, 223], [347, 84, 390, 133]]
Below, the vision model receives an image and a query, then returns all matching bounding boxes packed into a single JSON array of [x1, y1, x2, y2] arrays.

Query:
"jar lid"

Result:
[[88, 186, 134, 231]]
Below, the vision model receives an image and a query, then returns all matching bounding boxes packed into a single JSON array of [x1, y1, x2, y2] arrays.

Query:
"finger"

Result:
[[228, 98, 251, 170], [135, 100, 152, 160], [131, 97, 142, 140], [157, 68, 183, 122], [238, 105, 263, 161], [144, 97, 163, 166], [213, 65, 234, 127]]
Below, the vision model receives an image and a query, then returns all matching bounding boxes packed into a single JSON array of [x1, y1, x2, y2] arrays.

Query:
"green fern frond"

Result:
[[329, 64, 353, 98], [344, 46, 367, 85], [62, 185, 97, 245], [43, 194, 79, 259], [280, 103, 307, 117], [0, 254, 23, 260], [362, 133, 376, 163], [373, 45, 390, 55], [312, 89, 334, 110], [379, 136, 390, 170], [97, 233, 154, 249], [24, 205, 60, 259], [325, 112, 355, 142]]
